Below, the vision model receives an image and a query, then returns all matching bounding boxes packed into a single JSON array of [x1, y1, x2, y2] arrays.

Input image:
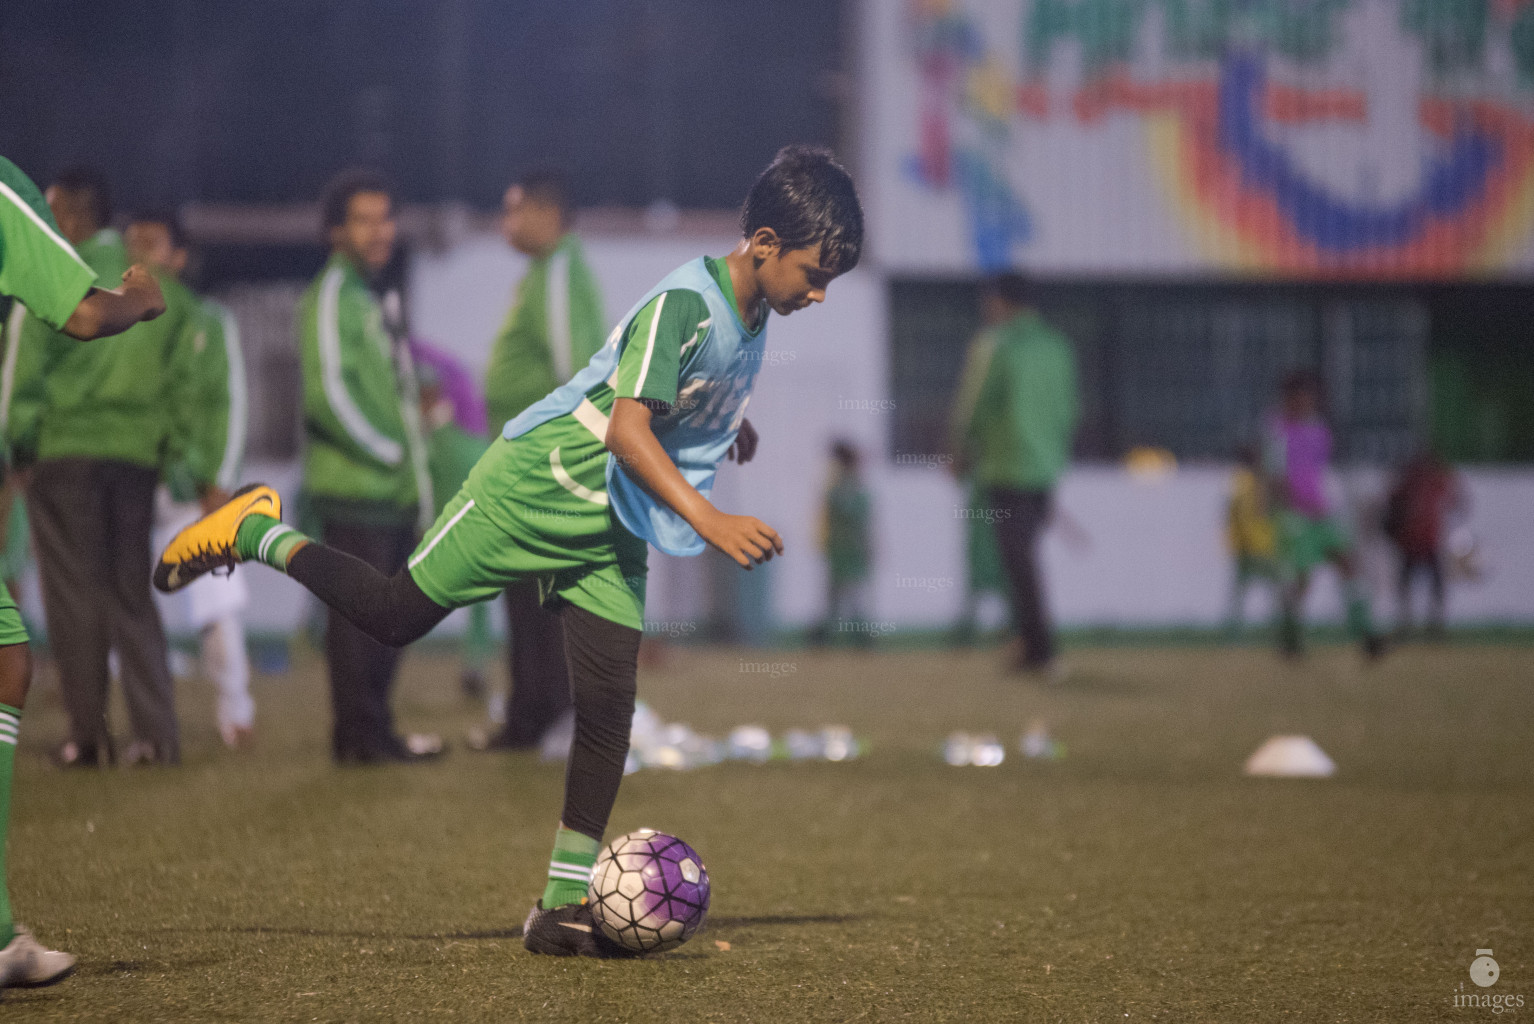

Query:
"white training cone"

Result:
[[1243, 735, 1336, 778]]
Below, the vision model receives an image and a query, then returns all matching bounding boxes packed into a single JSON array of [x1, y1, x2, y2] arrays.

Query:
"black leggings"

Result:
[[287, 542, 642, 840]]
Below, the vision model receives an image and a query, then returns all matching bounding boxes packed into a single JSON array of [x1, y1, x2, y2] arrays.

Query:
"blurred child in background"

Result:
[[1223, 443, 1279, 639], [411, 341, 493, 698], [1383, 449, 1466, 638], [814, 440, 873, 645], [128, 211, 254, 749], [1266, 370, 1385, 660]]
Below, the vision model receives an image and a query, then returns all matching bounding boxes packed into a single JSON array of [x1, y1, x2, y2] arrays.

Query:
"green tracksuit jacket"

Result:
[[483, 233, 604, 431], [958, 311, 1079, 492], [164, 296, 248, 500], [3, 233, 200, 476], [298, 253, 430, 526]]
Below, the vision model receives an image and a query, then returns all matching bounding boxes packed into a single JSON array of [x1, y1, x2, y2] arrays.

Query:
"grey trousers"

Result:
[[28, 458, 179, 753], [987, 486, 1057, 668], [320, 519, 415, 760]]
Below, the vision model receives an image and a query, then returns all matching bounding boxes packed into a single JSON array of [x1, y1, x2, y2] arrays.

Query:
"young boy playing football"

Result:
[[154, 144, 864, 956]]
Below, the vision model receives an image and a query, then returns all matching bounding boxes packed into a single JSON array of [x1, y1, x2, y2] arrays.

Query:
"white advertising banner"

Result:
[[859, 0, 1534, 278]]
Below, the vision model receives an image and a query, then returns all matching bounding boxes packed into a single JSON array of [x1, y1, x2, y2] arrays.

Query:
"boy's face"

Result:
[[751, 231, 838, 316], [501, 186, 564, 257], [1283, 385, 1318, 419], [331, 190, 396, 275], [45, 187, 101, 246], [125, 221, 187, 277]]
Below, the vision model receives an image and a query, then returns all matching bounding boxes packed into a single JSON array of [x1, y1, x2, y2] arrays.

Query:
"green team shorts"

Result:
[[0, 591, 28, 648], [1276, 509, 1351, 574], [406, 437, 649, 631]]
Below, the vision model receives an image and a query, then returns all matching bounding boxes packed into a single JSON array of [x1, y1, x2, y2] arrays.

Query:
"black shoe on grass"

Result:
[[523, 899, 628, 958], [1362, 634, 1388, 662]]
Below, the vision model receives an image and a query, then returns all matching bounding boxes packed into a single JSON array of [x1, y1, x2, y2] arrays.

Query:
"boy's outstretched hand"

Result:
[[727, 418, 758, 463], [697, 509, 783, 570], [120, 264, 168, 321]]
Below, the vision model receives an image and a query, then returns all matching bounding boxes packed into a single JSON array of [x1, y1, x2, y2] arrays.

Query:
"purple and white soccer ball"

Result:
[[588, 829, 710, 954]]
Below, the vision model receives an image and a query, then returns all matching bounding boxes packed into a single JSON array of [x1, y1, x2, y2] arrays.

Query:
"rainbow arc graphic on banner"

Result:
[[907, 0, 1534, 277]]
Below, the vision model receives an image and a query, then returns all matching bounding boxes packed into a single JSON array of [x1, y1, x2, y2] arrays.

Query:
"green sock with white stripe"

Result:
[[235, 514, 309, 572], [0, 703, 21, 945], [542, 827, 601, 908]]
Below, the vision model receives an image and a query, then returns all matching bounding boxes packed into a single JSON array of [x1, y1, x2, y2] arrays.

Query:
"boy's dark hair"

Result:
[[1282, 368, 1323, 397], [741, 145, 863, 275], [128, 209, 187, 249], [51, 165, 113, 228], [831, 439, 860, 469], [981, 271, 1032, 307], [321, 168, 393, 231], [517, 169, 572, 221]]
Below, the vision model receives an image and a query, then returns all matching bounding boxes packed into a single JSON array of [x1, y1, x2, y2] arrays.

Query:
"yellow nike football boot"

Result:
[[153, 483, 281, 593]]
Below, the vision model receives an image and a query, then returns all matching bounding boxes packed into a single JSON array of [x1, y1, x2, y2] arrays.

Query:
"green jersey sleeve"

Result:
[[610, 288, 710, 410], [0, 158, 96, 332]]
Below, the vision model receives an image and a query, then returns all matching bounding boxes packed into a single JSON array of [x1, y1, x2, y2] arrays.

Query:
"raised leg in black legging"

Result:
[[286, 542, 451, 648]]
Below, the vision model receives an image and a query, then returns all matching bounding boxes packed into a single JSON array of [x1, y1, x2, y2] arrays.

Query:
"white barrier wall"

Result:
[[818, 465, 1534, 629], [115, 229, 1534, 637], [196, 462, 1534, 636]]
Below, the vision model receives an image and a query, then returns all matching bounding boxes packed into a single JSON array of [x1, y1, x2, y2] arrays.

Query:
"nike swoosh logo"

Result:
[[557, 922, 592, 933]]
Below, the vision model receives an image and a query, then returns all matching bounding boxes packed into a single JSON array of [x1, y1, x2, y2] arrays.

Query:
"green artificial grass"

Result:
[[2, 643, 1528, 1021]]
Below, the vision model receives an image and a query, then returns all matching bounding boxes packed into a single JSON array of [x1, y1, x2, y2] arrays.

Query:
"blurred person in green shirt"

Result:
[[476, 172, 604, 750], [126, 211, 255, 749], [813, 440, 873, 645], [947, 325, 1010, 645], [412, 350, 493, 702], [954, 272, 1078, 676], [5, 167, 198, 767]]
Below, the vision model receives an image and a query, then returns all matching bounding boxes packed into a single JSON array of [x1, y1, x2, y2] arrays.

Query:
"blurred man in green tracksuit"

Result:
[[3, 167, 199, 766], [126, 211, 254, 749], [954, 272, 1078, 677], [300, 169, 437, 764], [478, 171, 604, 749]]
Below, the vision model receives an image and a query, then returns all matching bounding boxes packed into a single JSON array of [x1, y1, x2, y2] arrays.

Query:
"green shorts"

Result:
[[1277, 510, 1351, 573], [406, 436, 649, 631], [1233, 552, 1281, 582], [0, 590, 28, 648]]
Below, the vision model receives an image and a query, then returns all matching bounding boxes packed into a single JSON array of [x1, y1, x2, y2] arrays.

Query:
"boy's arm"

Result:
[[62, 267, 165, 340], [0, 171, 163, 340], [607, 397, 781, 569]]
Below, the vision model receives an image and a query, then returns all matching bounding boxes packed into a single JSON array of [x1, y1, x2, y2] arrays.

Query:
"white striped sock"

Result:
[[257, 524, 295, 564]]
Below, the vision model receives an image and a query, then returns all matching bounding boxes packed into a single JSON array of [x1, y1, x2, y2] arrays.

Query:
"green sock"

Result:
[[541, 827, 601, 908], [235, 514, 308, 572], [0, 703, 20, 945]]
